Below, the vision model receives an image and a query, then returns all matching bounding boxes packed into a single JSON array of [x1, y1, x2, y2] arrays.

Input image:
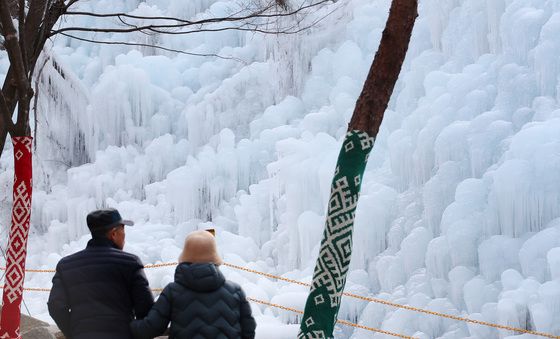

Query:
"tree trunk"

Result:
[[0, 68, 19, 157], [0, 1, 41, 336], [348, 0, 418, 137], [298, 1, 418, 338], [0, 136, 33, 339]]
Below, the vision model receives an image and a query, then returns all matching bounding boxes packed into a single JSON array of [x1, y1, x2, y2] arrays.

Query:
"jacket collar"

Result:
[[87, 237, 120, 249], [175, 262, 225, 292]]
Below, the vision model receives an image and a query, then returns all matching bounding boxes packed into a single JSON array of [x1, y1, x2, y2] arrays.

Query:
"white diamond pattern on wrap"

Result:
[[0, 330, 20, 339], [4, 180, 31, 304], [299, 131, 374, 339], [0, 135, 33, 339], [309, 174, 357, 308], [20, 137, 32, 153]]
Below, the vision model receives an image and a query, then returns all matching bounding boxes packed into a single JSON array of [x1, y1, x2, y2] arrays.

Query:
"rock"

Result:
[[0, 307, 168, 338], [0, 307, 55, 339], [22, 326, 54, 339]]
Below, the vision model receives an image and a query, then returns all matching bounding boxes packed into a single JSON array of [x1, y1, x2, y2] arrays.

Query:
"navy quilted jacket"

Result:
[[130, 262, 256, 339], [47, 238, 154, 339]]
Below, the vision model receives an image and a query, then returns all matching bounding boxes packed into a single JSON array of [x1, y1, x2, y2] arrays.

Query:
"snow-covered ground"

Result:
[[2, 0, 560, 337]]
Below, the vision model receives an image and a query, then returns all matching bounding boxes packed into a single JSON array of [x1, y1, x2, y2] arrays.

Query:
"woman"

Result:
[[131, 230, 256, 339]]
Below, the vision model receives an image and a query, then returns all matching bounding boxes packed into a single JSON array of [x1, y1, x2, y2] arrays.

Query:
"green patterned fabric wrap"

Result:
[[298, 130, 375, 339]]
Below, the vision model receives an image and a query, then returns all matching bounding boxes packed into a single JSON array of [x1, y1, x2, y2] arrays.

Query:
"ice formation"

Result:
[[1, 0, 560, 338]]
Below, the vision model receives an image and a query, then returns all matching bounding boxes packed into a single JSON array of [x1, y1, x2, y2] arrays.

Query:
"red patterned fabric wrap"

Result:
[[0, 137, 33, 339]]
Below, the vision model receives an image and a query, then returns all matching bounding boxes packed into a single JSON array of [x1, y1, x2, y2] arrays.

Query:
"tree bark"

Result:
[[0, 69, 17, 153], [348, 0, 418, 137]]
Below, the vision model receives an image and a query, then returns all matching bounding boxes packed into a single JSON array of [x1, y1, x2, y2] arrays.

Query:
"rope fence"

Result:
[[245, 297, 415, 339], [2, 262, 560, 339], [224, 263, 560, 338], [0, 286, 402, 338]]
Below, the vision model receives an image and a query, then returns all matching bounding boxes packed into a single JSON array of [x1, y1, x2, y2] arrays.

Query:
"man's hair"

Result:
[[91, 227, 111, 239], [91, 225, 122, 239]]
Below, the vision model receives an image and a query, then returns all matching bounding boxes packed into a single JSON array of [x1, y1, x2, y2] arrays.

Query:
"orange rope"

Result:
[[143, 262, 177, 269], [223, 263, 560, 338], [223, 263, 560, 339], [246, 297, 415, 338], [11, 286, 52, 292], [14, 268, 55, 273], [5, 263, 560, 338]]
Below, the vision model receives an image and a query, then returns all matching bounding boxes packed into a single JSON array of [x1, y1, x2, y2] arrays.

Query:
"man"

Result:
[[48, 208, 154, 339]]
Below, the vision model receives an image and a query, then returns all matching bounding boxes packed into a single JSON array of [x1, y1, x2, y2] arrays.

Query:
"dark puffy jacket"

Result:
[[47, 238, 154, 339], [131, 263, 256, 339]]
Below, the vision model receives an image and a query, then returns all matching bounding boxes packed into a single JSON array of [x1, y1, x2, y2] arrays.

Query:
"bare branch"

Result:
[[276, 0, 288, 10], [18, 0, 27, 73], [58, 32, 248, 64], [60, 1, 310, 22], [65, 0, 79, 10], [52, 0, 332, 36], [0, 1, 30, 119], [125, 24, 319, 36], [0, 0, 31, 135], [58, 11, 336, 38], [64, 11, 195, 24], [24, 0, 50, 55], [0, 90, 16, 135], [29, 1, 66, 75]]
